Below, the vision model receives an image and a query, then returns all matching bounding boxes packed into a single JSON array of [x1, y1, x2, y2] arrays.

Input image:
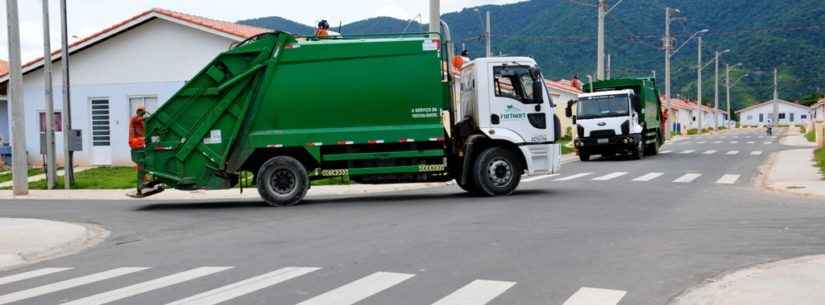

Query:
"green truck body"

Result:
[[132, 31, 561, 205]]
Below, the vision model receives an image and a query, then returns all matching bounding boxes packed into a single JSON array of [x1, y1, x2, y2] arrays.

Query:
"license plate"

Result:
[[597, 138, 609, 144]]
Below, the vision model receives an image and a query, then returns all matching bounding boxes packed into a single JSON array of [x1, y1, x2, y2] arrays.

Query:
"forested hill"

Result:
[[239, 0, 825, 110]]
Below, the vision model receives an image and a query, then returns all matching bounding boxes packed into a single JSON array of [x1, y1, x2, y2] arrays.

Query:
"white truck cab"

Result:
[[572, 89, 645, 160], [457, 57, 562, 176]]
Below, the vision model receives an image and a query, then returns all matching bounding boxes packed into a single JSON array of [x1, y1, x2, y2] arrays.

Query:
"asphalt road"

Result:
[[1, 129, 824, 305]]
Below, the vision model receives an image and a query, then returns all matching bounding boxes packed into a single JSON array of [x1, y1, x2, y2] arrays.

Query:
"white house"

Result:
[[0, 8, 269, 166], [0, 59, 8, 145], [812, 98, 825, 123], [547, 79, 582, 138], [736, 99, 812, 127], [665, 97, 729, 134]]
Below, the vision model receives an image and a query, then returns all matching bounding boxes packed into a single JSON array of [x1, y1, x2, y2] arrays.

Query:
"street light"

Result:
[[473, 8, 491, 57], [713, 49, 731, 130], [693, 30, 709, 131], [596, 0, 626, 80], [725, 63, 747, 127]]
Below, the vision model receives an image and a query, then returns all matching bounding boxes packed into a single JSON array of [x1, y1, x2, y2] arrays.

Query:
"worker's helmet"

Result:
[[136, 107, 146, 115], [318, 20, 330, 29]]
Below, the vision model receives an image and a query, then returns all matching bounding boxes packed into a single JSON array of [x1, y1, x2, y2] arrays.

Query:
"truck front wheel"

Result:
[[472, 147, 522, 196], [256, 156, 309, 207]]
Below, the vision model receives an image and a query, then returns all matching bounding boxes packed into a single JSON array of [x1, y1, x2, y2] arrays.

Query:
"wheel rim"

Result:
[[270, 168, 297, 195], [487, 159, 513, 187]]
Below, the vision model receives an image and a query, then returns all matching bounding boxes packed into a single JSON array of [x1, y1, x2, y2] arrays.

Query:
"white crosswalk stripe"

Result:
[[747, 141, 755, 144], [60, 267, 232, 305], [764, 141, 773, 144], [295, 272, 414, 305], [0, 268, 73, 286], [430, 280, 515, 305], [673, 173, 702, 183], [592, 172, 628, 181], [716, 175, 741, 185], [165, 267, 319, 305], [703, 150, 717, 155], [522, 174, 560, 183], [0, 267, 148, 305], [697, 141, 706, 144], [714, 141, 723, 144], [659, 150, 672, 154], [632, 173, 664, 182], [554, 173, 593, 181], [751, 151, 763, 156], [680, 150, 695, 154], [730, 141, 739, 144], [561, 287, 627, 305], [726, 150, 740, 155]]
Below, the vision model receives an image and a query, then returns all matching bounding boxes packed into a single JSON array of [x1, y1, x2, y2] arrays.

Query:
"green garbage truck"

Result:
[[564, 78, 664, 161], [131, 31, 562, 206]]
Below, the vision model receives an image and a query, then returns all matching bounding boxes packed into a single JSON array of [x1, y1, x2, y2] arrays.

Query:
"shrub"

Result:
[[686, 128, 699, 135]]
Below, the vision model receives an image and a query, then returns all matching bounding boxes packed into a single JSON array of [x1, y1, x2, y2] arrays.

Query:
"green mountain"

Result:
[[239, 16, 315, 36], [239, 0, 825, 111]]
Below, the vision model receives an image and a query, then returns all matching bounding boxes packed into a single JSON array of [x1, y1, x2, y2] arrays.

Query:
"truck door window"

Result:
[[493, 66, 538, 104]]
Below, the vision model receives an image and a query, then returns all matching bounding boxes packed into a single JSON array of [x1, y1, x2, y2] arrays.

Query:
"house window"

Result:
[[790, 113, 795, 122], [747, 115, 753, 120], [759, 113, 764, 122], [778, 113, 786, 120], [801, 114, 808, 120], [128, 96, 159, 115], [90, 99, 111, 147], [38, 112, 63, 132]]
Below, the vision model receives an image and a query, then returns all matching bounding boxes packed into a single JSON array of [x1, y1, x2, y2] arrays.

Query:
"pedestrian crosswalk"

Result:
[[665, 149, 762, 156], [0, 266, 626, 305], [547, 171, 745, 185]]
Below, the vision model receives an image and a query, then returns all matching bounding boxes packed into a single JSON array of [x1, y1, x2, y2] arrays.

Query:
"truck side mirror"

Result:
[[572, 115, 577, 125], [529, 67, 544, 104], [565, 100, 577, 118]]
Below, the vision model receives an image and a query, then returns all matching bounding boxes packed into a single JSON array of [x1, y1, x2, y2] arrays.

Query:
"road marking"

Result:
[[522, 174, 560, 183], [714, 141, 723, 144], [166, 267, 320, 305], [554, 173, 593, 182], [561, 287, 627, 305], [0, 268, 72, 286], [430, 280, 516, 305], [703, 150, 717, 155], [726, 150, 740, 155], [295, 272, 414, 305], [751, 151, 763, 156], [680, 150, 695, 154], [60, 267, 232, 305], [673, 173, 702, 183], [697, 141, 707, 144], [747, 141, 755, 144], [632, 172, 664, 182], [659, 150, 672, 154], [730, 141, 739, 144], [0, 267, 148, 305], [716, 174, 741, 185], [592, 172, 628, 181], [764, 141, 773, 145]]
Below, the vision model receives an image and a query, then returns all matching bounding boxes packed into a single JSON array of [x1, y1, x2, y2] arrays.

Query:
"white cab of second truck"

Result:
[[458, 57, 562, 176], [574, 89, 645, 160]]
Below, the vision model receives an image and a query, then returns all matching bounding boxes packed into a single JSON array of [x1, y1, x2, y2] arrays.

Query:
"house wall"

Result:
[[551, 89, 579, 138], [814, 104, 825, 122], [17, 18, 237, 166], [739, 102, 812, 127], [0, 99, 8, 144]]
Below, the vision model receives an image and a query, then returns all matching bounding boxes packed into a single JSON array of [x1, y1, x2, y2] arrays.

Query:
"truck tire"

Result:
[[256, 156, 309, 207], [456, 178, 481, 194], [472, 147, 522, 196], [579, 152, 591, 161]]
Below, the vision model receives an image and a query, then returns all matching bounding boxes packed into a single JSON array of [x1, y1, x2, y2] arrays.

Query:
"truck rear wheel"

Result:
[[256, 156, 309, 207], [472, 147, 522, 196], [579, 151, 591, 161]]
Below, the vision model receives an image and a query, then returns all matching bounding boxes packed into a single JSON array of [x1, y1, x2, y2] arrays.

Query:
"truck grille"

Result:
[[590, 130, 616, 138]]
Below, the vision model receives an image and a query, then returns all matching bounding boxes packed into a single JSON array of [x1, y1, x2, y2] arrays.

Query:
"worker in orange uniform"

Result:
[[453, 50, 470, 71], [128, 107, 146, 149], [315, 20, 330, 37]]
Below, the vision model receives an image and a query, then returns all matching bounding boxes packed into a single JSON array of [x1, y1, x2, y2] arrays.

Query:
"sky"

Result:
[[1, 0, 522, 62]]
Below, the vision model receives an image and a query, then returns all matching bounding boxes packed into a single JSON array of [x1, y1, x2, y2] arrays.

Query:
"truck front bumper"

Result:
[[574, 134, 642, 154]]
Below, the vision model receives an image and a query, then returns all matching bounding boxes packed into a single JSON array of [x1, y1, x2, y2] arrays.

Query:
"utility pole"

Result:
[[429, 0, 440, 39], [725, 64, 731, 126], [485, 11, 491, 57], [663, 7, 675, 139], [713, 50, 729, 130], [596, 0, 607, 80], [606, 54, 612, 79], [772, 67, 779, 127], [696, 36, 704, 131], [60, 0, 75, 188], [6, 0, 28, 195], [42, 0, 57, 189]]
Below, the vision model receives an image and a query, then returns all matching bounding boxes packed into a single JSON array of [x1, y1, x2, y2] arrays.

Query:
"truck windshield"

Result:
[[577, 95, 630, 119]]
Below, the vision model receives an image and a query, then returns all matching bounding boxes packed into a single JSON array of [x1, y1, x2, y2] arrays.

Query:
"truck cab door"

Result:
[[487, 65, 553, 144]]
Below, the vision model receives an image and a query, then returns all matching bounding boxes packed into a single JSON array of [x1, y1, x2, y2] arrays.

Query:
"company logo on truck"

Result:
[[501, 104, 527, 120], [411, 107, 440, 119]]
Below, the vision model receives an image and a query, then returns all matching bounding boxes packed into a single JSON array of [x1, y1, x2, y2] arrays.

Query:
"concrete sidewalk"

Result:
[[669, 255, 825, 305], [761, 130, 824, 197], [0, 218, 107, 270]]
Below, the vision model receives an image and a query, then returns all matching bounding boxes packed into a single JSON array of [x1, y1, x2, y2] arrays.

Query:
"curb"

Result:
[[0, 220, 109, 271]]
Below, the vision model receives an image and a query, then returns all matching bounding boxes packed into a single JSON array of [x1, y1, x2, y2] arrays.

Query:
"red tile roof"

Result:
[[547, 79, 582, 94], [0, 59, 7, 76], [0, 8, 269, 79]]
